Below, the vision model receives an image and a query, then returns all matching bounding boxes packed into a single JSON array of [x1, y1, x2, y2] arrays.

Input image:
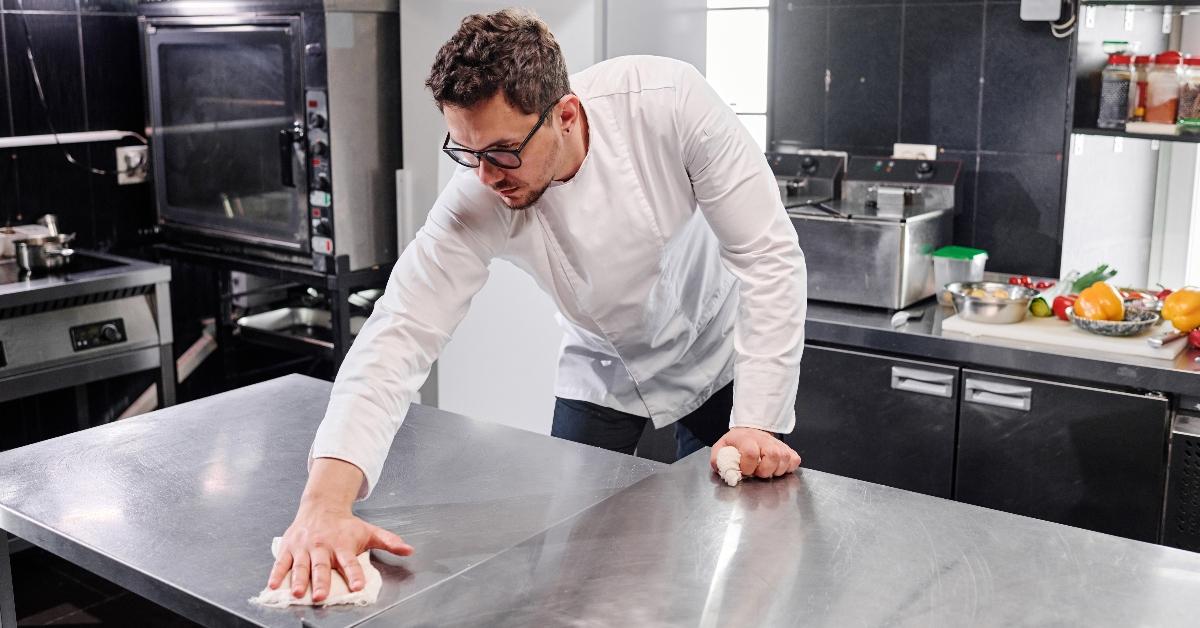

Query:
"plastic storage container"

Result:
[[1146, 51, 1183, 124], [933, 246, 988, 306], [1098, 53, 1133, 129], [1130, 55, 1153, 121], [1179, 56, 1200, 133]]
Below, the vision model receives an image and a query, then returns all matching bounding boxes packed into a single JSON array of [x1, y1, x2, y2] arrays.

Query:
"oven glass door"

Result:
[[145, 20, 308, 252]]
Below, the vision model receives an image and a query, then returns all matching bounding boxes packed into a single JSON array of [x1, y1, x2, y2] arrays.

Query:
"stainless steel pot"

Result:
[[14, 233, 74, 272]]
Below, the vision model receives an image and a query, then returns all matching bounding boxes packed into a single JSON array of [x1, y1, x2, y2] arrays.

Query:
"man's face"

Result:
[[443, 92, 561, 210]]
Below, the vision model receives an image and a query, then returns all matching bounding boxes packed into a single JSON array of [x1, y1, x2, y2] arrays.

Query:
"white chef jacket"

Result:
[[312, 55, 807, 498]]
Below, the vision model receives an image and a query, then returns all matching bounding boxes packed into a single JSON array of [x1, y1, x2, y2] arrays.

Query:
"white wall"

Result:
[[1061, 134, 1159, 287]]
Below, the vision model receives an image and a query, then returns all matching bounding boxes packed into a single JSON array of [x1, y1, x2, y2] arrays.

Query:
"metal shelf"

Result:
[[1073, 126, 1200, 142]]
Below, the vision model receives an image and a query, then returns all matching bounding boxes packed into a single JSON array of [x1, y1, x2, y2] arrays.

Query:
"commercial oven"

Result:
[[138, 0, 401, 273]]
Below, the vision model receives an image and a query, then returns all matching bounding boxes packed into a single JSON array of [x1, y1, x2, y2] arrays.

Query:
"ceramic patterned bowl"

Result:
[[1066, 306, 1161, 337]]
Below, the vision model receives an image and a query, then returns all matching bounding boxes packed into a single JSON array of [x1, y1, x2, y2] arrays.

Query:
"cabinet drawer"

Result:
[[787, 345, 958, 497], [955, 370, 1169, 542]]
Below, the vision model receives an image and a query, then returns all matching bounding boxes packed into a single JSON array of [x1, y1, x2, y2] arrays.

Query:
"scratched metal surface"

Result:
[[366, 451, 1200, 628], [0, 374, 663, 627]]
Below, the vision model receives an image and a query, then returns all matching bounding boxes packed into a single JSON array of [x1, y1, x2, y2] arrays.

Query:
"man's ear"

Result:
[[558, 95, 582, 134]]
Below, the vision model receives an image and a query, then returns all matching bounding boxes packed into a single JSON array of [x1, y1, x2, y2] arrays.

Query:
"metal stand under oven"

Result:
[[0, 251, 175, 421], [156, 245, 391, 378]]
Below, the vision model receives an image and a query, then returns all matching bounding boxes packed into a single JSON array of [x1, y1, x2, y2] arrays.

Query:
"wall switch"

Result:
[[1020, 0, 1061, 21], [116, 145, 148, 185]]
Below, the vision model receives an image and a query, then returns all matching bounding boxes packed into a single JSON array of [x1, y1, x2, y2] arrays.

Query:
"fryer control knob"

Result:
[[310, 140, 327, 157], [101, 323, 121, 342], [916, 161, 935, 180], [313, 173, 330, 192], [800, 156, 818, 174], [308, 112, 326, 130]]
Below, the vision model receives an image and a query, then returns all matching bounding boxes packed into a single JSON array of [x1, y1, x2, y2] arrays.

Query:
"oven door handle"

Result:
[[279, 123, 303, 188]]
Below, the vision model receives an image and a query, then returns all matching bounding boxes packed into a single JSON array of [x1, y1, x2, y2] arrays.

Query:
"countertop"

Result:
[[367, 452, 1200, 627], [2, 374, 1200, 627], [0, 374, 662, 627], [806, 298, 1200, 404]]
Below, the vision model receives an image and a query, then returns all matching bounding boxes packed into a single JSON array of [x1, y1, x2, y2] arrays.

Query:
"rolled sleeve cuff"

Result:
[[729, 362, 799, 434]]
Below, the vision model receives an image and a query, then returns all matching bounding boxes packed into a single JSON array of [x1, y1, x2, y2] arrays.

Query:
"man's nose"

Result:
[[477, 160, 504, 187]]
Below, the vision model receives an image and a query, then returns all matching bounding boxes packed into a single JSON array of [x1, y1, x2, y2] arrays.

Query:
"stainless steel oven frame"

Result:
[[138, 0, 401, 274]]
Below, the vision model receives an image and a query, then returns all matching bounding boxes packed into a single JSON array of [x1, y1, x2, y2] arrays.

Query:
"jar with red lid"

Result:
[[1098, 53, 1133, 129], [1146, 50, 1183, 125], [1179, 56, 1200, 132], [1129, 54, 1153, 121]]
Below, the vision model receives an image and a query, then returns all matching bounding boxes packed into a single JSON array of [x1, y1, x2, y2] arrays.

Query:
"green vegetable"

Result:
[[1029, 297, 1053, 317], [1071, 264, 1118, 294]]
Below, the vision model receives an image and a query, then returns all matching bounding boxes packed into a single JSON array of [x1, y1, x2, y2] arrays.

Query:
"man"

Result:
[[266, 8, 807, 602]]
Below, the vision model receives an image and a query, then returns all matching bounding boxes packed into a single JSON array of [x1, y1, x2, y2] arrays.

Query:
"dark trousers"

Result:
[[551, 383, 733, 462]]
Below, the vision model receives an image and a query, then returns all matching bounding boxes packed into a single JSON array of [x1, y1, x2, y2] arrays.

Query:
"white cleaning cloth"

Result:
[[716, 446, 744, 487], [250, 537, 381, 608]]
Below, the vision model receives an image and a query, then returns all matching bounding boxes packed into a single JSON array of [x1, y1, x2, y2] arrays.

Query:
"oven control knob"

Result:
[[313, 173, 331, 192], [308, 112, 326, 130], [314, 219, 332, 237], [100, 323, 121, 342], [310, 140, 328, 158]]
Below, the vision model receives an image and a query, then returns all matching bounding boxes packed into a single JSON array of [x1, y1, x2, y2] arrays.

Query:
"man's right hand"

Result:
[[266, 458, 414, 603]]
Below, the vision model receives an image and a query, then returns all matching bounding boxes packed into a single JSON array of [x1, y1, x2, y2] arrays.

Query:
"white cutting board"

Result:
[[941, 314, 1186, 361]]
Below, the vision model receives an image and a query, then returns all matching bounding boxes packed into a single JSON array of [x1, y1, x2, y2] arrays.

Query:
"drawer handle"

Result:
[[964, 378, 1032, 412], [891, 366, 954, 398]]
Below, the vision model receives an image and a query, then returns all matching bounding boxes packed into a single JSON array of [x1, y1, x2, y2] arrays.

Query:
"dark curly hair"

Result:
[[425, 8, 571, 115]]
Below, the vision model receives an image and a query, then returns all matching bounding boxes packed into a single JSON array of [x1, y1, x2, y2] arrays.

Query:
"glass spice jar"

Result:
[[1098, 53, 1133, 129], [1129, 55, 1152, 122], [1146, 50, 1184, 125], [1179, 57, 1200, 133]]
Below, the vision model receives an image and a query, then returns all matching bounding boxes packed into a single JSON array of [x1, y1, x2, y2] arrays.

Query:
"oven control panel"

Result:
[[70, 319, 127, 352], [306, 89, 334, 271]]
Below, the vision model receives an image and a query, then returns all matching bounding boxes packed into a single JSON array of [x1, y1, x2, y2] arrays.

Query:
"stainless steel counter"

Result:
[[367, 452, 1200, 627], [806, 299, 1200, 401], [0, 374, 663, 627]]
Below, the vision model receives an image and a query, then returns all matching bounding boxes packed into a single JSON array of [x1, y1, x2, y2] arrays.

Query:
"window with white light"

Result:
[[705, 0, 770, 151]]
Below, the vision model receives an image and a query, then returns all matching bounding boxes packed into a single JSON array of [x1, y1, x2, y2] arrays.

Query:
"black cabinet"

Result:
[[955, 370, 1169, 542], [786, 346, 959, 498]]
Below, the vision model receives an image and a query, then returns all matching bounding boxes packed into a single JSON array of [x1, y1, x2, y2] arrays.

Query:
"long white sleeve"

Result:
[[310, 176, 507, 498], [675, 63, 807, 434]]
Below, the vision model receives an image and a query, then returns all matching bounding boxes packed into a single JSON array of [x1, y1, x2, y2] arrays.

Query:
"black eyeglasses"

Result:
[[442, 97, 562, 170]]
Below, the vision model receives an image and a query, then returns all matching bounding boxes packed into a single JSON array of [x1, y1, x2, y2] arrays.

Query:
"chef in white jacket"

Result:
[[267, 8, 807, 602]]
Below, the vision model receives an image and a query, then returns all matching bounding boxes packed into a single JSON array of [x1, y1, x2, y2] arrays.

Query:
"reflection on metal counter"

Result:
[[0, 250, 174, 414], [0, 375, 662, 628], [365, 451, 1200, 628], [786, 155, 960, 310]]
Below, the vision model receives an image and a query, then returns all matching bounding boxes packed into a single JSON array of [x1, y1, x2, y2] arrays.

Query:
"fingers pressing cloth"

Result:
[[250, 537, 382, 608]]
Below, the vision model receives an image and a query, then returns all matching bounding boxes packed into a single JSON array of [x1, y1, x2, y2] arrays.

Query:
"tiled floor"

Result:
[[11, 546, 199, 627]]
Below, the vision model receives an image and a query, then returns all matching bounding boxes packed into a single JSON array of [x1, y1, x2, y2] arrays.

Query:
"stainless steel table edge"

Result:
[[0, 504, 270, 628]]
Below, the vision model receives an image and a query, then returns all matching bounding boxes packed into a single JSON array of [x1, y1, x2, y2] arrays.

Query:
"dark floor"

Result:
[[11, 545, 199, 627]]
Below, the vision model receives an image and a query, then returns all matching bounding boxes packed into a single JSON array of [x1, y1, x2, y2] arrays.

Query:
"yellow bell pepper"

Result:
[[1074, 281, 1125, 322], [1162, 287, 1200, 332]]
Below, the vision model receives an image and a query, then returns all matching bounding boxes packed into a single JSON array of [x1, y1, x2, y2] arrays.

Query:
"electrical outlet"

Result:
[[116, 145, 148, 185]]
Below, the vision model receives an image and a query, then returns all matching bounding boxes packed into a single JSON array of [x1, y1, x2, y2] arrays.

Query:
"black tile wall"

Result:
[[827, 6, 902, 148], [5, 12, 86, 136], [0, 5, 152, 245], [979, 3, 1072, 154], [771, 0, 1073, 277], [900, 3, 984, 151], [770, 4, 826, 148], [974, 152, 1064, 276]]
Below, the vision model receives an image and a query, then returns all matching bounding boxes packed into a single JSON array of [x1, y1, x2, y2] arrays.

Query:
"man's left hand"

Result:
[[709, 427, 801, 479]]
